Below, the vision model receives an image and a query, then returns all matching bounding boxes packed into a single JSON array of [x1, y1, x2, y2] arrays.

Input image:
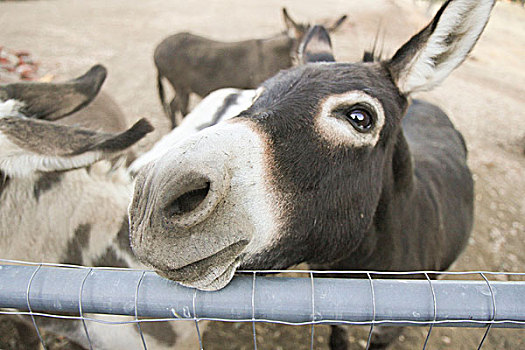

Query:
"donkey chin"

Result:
[[130, 198, 253, 291], [129, 182, 255, 291], [155, 240, 248, 290]]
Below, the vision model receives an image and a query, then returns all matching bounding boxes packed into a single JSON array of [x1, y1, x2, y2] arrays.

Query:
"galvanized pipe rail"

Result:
[[0, 264, 524, 328]]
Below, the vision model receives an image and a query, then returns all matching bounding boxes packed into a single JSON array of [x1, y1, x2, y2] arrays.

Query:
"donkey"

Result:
[[130, 0, 493, 347], [154, 8, 347, 128], [0, 68, 201, 349]]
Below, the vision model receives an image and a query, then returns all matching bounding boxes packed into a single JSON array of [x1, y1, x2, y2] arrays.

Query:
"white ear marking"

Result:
[[395, 0, 495, 94]]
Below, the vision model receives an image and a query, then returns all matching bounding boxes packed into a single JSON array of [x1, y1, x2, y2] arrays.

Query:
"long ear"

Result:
[[298, 25, 335, 65], [0, 116, 153, 177], [387, 0, 495, 94], [282, 8, 306, 39], [0, 64, 107, 120], [327, 15, 348, 33]]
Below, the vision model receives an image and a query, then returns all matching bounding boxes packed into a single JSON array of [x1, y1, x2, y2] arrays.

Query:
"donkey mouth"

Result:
[[156, 240, 248, 291]]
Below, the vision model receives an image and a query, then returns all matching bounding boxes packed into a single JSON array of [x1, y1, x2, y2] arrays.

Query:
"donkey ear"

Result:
[[0, 116, 153, 177], [387, 0, 495, 95], [0, 64, 107, 120], [298, 25, 335, 65], [282, 8, 305, 39], [327, 15, 348, 33]]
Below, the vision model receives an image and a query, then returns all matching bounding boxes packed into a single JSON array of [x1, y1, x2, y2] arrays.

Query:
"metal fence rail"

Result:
[[0, 261, 524, 350], [1, 264, 524, 327]]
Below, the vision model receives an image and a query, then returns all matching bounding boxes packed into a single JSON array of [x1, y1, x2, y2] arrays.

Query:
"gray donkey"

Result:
[[0, 66, 202, 349], [130, 0, 494, 348], [154, 8, 347, 128]]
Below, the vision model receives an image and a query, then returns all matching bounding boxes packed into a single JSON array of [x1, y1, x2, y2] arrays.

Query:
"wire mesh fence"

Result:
[[0, 258, 524, 350]]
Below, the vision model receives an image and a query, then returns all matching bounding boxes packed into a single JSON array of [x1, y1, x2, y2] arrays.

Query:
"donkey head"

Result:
[[130, 0, 494, 291], [0, 65, 153, 177], [282, 8, 347, 39], [282, 8, 347, 63]]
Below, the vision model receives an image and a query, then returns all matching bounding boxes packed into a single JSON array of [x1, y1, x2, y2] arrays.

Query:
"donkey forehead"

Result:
[[256, 62, 405, 118]]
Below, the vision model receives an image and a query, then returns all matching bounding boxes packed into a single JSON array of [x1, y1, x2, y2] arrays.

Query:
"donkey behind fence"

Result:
[[0, 67, 204, 349], [130, 0, 495, 348]]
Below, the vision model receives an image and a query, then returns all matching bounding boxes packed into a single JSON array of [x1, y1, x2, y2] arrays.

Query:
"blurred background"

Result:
[[1, 0, 524, 349]]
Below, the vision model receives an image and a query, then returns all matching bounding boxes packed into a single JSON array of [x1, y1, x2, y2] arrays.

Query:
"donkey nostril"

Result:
[[160, 169, 230, 228], [166, 182, 211, 217]]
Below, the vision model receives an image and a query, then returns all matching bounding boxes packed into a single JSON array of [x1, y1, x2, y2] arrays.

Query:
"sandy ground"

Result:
[[1, 0, 524, 349]]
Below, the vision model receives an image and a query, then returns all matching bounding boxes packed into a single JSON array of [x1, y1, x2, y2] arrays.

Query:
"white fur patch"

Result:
[[129, 88, 256, 174], [0, 99, 25, 118], [398, 0, 495, 93], [146, 119, 279, 260], [218, 122, 279, 258], [316, 90, 386, 147]]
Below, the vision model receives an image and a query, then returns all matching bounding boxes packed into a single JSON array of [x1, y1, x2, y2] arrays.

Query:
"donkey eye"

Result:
[[344, 108, 373, 132]]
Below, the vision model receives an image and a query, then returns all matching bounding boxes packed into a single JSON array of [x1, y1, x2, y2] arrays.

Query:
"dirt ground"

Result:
[[1, 0, 524, 349]]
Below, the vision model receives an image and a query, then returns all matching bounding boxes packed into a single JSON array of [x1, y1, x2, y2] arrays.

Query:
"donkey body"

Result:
[[155, 8, 346, 127], [0, 66, 200, 349], [131, 0, 493, 347]]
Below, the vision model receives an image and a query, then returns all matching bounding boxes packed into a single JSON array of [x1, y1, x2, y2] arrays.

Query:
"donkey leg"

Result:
[[329, 325, 348, 350], [178, 90, 190, 117], [171, 89, 189, 128], [7, 315, 87, 350], [0, 315, 42, 350], [168, 97, 180, 129], [328, 324, 403, 349], [369, 326, 404, 349]]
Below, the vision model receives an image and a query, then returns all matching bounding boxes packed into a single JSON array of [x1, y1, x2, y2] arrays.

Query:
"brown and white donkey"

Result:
[[0, 66, 201, 349]]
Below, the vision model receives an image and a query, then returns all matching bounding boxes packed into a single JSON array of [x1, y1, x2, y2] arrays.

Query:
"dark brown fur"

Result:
[[33, 172, 63, 201], [0, 65, 107, 121], [60, 224, 92, 265]]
